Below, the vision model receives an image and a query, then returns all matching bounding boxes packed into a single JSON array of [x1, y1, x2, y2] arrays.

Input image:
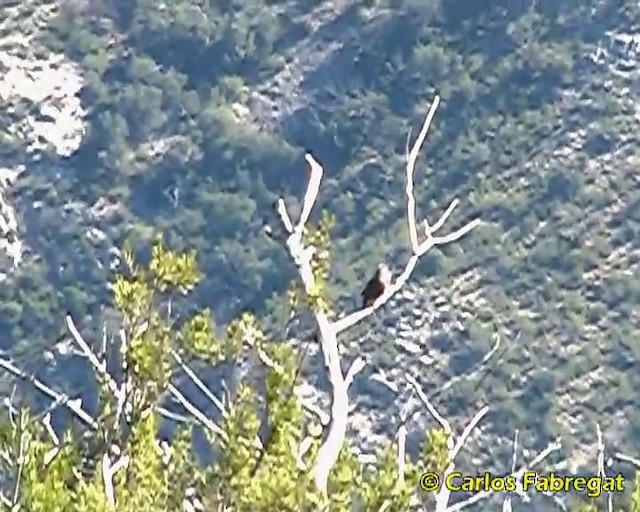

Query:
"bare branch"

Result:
[[510, 430, 519, 473], [406, 95, 441, 252], [614, 451, 640, 468], [431, 198, 459, 234], [396, 389, 414, 488], [406, 373, 451, 436], [449, 406, 490, 462], [397, 423, 407, 477], [0, 357, 97, 429], [102, 453, 116, 507], [396, 422, 407, 489], [596, 423, 613, 512], [157, 406, 192, 424], [102, 452, 130, 507], [42, 412, 61, 466], [66, 314, 118, 395], [344, 356, 365, 388], [295, 436, 314, 470], [406, 369, 492, 511], [68, 316, 130, 434], [167, 383, 227, 441], [276, 199, 293, 234], [297, 154, 324, 232], [11, 417, 27, 508], [275, 153, 351, 496], [171, 350, 227, 419], [447, 438, 562, 511]]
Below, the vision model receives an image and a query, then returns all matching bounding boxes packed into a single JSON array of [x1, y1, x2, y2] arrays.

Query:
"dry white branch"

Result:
[[101, 452, 130, 508], [326, 94, 480, 335], [396, 390, 414, 489], [167, 383, 227, 441], [298, 154, 323, 231], [276, 155, 340, 486], [345, 356, 365, 388], [42, 412, 58, 446], [449, 407, 490, 464], [66, 315, 118, 395], [332, 209, 481, 334], [276, 152, 352, 496], [11, 427, 28, 508], [296, 436, 314, 470], [156, 407, 191, 426], [102, 453, 116, 507], [42, 411, 62, 466], [596, 423, 613, 512], [396, 422, 407, 489], [447, 438, 562, 511], [614, 452, 640, 468], [0, 357, 97, 429], [171, 350, 227, 419], [510, 430, 519, 473], [406, 373, 452, 437], [276, 199, 293, 234], [406, 95, 441, 250], [379, 502, 391, 512]]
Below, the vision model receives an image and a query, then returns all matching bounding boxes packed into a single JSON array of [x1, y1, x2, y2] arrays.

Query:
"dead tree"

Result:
[[274, 94, 482, 496]]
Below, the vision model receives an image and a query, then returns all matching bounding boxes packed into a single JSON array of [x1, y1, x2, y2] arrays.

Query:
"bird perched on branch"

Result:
[[361, 263, 392, 308]]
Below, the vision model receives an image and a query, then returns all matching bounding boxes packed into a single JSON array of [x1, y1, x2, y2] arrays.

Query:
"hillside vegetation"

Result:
[[1, 0, 640, 510]]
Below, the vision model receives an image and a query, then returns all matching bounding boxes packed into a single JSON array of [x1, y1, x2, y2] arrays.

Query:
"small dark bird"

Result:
[[361, 263, 392, 308]]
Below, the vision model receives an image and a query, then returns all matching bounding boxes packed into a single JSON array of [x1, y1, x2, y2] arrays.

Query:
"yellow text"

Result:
[[522, 472, 625, 498]]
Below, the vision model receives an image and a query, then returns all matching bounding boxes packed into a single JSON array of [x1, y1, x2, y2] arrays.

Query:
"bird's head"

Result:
[[377, 263, 392, 286]]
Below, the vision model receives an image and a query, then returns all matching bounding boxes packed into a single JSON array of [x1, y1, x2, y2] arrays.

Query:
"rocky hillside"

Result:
[[2, 1, 640, 510], [0, 0, 84, 276]]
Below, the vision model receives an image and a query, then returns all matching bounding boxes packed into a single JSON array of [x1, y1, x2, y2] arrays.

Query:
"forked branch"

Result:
[[332, 96, 481, 335]]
